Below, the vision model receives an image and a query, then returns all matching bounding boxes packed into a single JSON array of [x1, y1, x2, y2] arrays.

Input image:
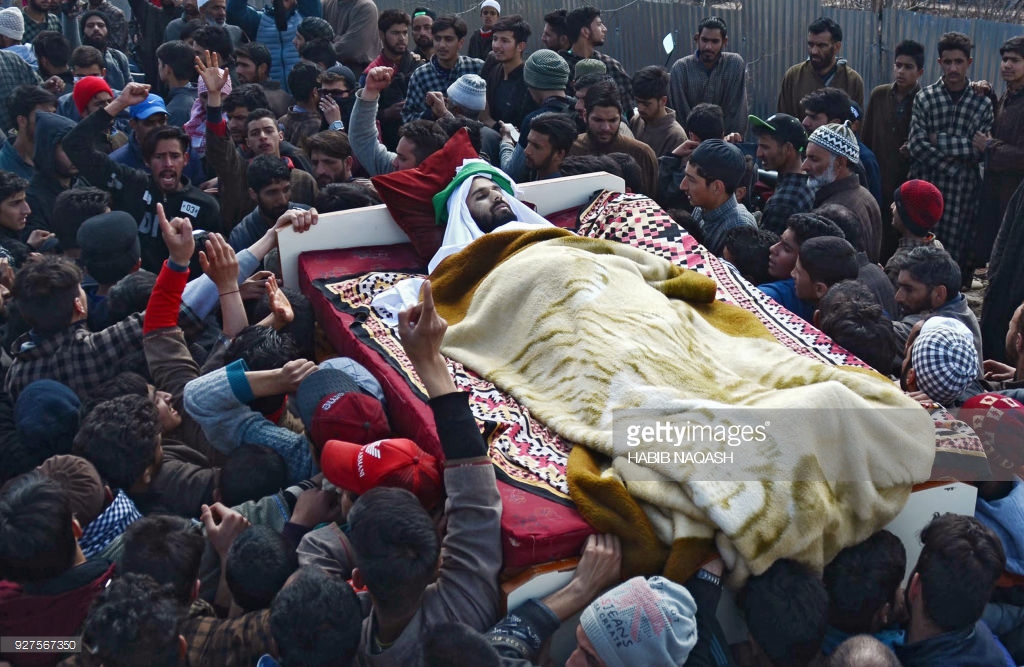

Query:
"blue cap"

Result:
[[130, 94, 168, 120]]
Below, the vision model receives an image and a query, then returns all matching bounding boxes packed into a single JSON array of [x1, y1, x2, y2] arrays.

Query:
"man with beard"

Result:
[[567, 82, 658, 197], [63, 82, 222, 272], [429, 160, 552, 271], [68, 0, 127, 53], [199, 55, 315, 227], [306, 129, 357, 188], [20, 0, 60, 47], [411, 7, 435, 61], [228, 154, 312, 251], [560, 6, 633, 121], [361, 9, 421, 149], [908, 32, 992, 287], [778, 17, 864, 118], [402, 15, 482, 123], [127, 0, 183, 91], [669, 16, 748, 136], [227, 0, 321, 94], [750, 113, 813, 235], [80, 10, 132, 91], [109, 93, 206, 185], [803, 122, 881, 263], [483, 15, 534, 129]]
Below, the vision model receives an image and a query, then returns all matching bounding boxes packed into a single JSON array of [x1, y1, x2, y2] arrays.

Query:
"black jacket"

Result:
[[26, 112, 82, 236], [65, 109, 222, 273]]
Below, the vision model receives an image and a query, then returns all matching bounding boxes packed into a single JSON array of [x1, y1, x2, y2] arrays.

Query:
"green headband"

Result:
[[431, 161, 514, 225]]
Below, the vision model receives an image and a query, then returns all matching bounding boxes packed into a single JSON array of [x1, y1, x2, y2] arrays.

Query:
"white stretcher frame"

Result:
[[277, 171, 626, 288]]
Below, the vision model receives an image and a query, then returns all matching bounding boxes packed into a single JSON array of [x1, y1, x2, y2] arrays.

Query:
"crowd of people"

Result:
[[0, 1, 1023, 665]]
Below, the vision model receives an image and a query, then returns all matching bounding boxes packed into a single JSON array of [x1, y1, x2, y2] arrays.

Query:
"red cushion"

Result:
[[371, 128, 478, 262]]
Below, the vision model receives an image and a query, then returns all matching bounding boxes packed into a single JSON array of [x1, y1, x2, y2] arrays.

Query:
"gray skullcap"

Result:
[[298, 16, 335, 41], [0, 7, 24, 41], [574, 58, 606, 79], [447, 74, 487, 113], [688, 139, 746, 189], [808, 121, 860, 165], [581, 576, 697, 667], [911, 316, 978, 407], [524, 49, 570, 90]]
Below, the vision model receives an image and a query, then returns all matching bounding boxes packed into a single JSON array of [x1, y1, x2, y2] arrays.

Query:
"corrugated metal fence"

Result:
[[390, 0, 1024, 128]]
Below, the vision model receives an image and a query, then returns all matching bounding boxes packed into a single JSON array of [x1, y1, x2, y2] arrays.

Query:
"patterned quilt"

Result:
[[319, 190, 987, 506]]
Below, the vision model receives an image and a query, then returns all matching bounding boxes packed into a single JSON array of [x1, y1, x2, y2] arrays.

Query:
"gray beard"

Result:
[[807, 160, 837, 192]]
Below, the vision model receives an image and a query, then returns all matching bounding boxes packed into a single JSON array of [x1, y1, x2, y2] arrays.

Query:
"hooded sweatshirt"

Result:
[[25, 112, 81, 237], [64, 108, 222, 273]]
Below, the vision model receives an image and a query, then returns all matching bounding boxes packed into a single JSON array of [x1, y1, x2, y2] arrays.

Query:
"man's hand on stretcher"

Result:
[[542, 534, 623, 621], [398, 280, 458, 399]]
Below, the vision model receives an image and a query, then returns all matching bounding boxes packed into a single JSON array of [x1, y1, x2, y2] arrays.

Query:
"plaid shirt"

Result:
[[21, 9, 62, 46], [78, 489, 141, 558], [5, 314, 144, 400], [760, 171, 815, 235], [669, 52, 748, 135], [908, 78, 993, 267], [0, 49, 41, 134], [402, 55, 483, 123], [181, 607, 276, 667], [563, 49, 635, 120]]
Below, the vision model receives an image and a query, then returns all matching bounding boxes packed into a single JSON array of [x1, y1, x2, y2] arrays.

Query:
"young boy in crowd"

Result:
[[759, 212, 845, 321], [884, 179, 944, 289], [821, 530, 908, 655], [792, 235, 860, 309]]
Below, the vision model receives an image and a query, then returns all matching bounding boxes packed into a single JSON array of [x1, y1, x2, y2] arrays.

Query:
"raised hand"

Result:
[[198, 233, 239, 292], [200, 502, 251, 559], [266, 275, 294, 328], [194, 50, 230, 103], [156, 202, 194, 267], [363, 66, 394, 98]]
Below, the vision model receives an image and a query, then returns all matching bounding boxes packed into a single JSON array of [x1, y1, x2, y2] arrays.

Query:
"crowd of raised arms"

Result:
[[0, 1, 1024, 666]]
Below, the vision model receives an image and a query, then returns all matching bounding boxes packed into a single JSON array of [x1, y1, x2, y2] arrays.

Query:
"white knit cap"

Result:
[[808, 121, 860, 165], [447, 74, 487, 113], [481, 0, 500, 12], [0, 8, 25, 41]]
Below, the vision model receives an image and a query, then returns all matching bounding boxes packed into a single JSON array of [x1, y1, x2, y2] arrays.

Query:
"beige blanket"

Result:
[[436, 231, 936, 580]]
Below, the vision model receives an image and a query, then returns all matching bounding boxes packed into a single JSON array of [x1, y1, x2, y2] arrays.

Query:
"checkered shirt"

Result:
[[908, 78, 993, 267], [21, 9, 62, 47], [402, 55, 484, 123], [563, 49, 635, 119], [78, 489, 142, 558], [760, 171, 815, 235], [5, 314, 144, 400], [0, 49, 41, 134]]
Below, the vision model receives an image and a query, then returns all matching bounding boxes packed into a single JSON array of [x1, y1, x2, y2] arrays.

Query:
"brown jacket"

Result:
[[569, 131, 659, 198]]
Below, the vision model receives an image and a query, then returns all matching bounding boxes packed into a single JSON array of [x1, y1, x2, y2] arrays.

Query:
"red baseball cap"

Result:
[[296, 368, 391, 451], [321, 438, 443, 510]]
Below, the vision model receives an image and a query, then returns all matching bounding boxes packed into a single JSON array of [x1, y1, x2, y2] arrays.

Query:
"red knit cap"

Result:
[[72, 76, 113, 115], [894, 179, 944, 237]]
